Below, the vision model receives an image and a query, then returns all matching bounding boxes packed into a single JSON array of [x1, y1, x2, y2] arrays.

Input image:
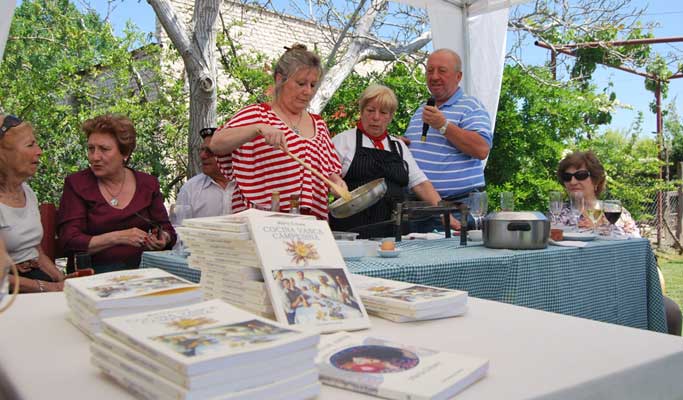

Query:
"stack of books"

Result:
[[350, 274, 468, 322], [317, 332, 488, 400], [177, 210, 315, 319], [91, 299, 321, 400], [64, 268, 202, 338]]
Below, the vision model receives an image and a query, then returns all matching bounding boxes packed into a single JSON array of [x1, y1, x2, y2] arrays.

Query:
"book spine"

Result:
[[94, 338, 189, 388], [90, 356, 172, 400], [101, 324, 187, 375]]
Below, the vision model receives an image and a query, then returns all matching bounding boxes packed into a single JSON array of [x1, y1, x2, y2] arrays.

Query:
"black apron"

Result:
[[329, 129, 409, 238]]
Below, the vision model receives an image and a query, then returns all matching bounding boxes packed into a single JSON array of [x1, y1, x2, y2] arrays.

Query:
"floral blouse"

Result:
[[556, 204, 640, 238]]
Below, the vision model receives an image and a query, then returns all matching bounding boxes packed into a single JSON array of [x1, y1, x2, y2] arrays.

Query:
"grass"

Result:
[[655, 250, 683, 335]]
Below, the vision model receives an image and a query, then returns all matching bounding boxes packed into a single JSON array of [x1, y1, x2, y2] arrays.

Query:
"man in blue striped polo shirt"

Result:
[[404, 48, 492, 202]]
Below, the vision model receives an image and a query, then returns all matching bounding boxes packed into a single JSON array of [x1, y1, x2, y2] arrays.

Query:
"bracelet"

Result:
[[35, 279, 46, 293]]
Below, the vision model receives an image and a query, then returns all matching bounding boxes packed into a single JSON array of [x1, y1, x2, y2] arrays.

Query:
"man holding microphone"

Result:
[[404, 48, 492, 204]]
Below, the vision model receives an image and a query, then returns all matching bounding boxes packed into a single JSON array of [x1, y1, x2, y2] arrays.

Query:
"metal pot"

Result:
[[329, 178, 388, 218], [482, 211, 550, 249]]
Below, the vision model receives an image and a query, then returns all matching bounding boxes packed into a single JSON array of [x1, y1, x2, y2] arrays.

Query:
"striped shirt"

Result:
[[404, 88, 492, 197], [215, 103, 341, 220]]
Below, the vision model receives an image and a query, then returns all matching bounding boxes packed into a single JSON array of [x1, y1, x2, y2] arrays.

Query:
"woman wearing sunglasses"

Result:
[[0, 114, 65, 292], [556, 150, 639, 237], [557, 150, 681, 335]]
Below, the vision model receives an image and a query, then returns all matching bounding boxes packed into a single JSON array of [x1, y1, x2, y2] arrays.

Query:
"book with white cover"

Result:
[[367, 303, 468, 323], [317, 333, 488, 400], [249, 217, 371, 333], [92, 351, 320, 400], [182, 208, 315, 233], [93, 332, 317, 390], [91, 341, 317, 399], [351, 274, 467, 312], [101, 299, 319, 376], [64, 268, 201, 311]]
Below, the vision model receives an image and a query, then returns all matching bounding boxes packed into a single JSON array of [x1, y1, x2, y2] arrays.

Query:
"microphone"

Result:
[[421, 97, 435, 142]]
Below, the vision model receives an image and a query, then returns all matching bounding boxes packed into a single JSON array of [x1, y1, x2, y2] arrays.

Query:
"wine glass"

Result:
[[603, 199, 622, 237], [469, 192, 488, 230], [549, 191, 563, 225], [584, 200, 603, 235], [169, 204, 191, 255], [500, 191, 514, 211], [569, 192, 584, 231]]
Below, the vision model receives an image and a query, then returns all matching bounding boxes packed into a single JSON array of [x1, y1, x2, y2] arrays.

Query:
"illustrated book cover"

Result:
[[64, 268, 201, 311], [351, 274, 467, 312], [317, 332, 489, 400], [248, 217, 371, 333], [101, 299, 319, 376]]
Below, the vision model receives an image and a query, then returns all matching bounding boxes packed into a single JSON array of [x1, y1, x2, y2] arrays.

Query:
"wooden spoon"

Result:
[[282, 148, 353, 202]]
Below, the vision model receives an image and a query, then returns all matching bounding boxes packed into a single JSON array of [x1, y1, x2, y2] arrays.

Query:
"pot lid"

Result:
[[486, 211, 548, 221]]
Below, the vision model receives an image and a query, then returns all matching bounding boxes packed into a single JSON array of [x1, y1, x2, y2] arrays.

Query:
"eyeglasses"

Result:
[[561, 170, 591, 182], [0, 115, 22, 138], [199, 127, 217, 139]]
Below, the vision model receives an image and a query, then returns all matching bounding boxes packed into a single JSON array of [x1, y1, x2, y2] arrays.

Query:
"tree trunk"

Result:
[[148, 0, 219, 177]]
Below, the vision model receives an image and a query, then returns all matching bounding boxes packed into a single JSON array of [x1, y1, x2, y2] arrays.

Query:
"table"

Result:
[[141, 237, 667, 333], [2, 293, 682, 400]]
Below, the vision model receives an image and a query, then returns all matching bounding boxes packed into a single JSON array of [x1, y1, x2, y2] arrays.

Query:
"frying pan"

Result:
[[281, 149, 388, 219]]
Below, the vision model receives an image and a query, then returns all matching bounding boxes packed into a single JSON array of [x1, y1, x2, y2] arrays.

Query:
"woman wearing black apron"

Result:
[[330, 84, 457, 238]]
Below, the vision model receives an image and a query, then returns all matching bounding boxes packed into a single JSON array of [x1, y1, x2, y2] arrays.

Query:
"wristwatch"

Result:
[[438, 121, 449, 134]]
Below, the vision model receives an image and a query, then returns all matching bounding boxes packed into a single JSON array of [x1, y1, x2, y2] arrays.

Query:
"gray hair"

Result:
[[358, 84, 398, 115], [431, 48, 462, 73], [273, 44, 322, 99]]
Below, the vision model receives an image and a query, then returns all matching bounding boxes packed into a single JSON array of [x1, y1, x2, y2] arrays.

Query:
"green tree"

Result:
[[486, 65, 612, 210], [0, 0, 187, 203]]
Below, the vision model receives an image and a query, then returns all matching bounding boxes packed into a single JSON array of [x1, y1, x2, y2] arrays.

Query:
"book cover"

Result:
[[317, 333, 489, 400], [64, 268, 201, 310], [351, 274, 467, 312], [93, 332, 317, 390], [249, 217, 371, 333], [101, 299, 319, 376]]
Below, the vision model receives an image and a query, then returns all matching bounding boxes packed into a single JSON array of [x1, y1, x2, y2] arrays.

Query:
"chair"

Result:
[[39, 203, 62, 262]]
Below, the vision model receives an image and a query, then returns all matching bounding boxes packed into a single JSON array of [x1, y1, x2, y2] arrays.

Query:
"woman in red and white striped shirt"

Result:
[[210, 44, 346, 220]]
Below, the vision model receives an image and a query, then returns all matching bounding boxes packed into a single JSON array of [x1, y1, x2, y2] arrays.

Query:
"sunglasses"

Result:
[[561, 170, 591, 182], [199, 127, 217, 139], [0, 115, 22, 138]]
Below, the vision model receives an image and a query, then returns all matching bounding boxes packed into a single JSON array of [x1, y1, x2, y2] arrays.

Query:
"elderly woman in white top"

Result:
[[330, 84, 459, 238], [0, 114, 64, 292]]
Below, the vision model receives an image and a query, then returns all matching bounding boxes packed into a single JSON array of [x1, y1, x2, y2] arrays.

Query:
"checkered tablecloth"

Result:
[[140, 238, 667, 333], [346, 238, 667, 333], [140, 251, 200, 283]]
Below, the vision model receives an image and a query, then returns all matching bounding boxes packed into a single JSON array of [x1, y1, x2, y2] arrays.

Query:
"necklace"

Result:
[[101, 170, 126, 206], [274, 105, 304, 135]]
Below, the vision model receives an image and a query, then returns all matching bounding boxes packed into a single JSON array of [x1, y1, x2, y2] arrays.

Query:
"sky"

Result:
[[85, 0, 681, 138]]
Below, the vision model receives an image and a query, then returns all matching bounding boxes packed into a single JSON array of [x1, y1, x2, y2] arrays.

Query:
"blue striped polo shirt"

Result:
[[404, 88, 492, 198]]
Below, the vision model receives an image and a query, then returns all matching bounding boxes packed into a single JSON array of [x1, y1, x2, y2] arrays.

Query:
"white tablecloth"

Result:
[[1, 292, 682, 400]]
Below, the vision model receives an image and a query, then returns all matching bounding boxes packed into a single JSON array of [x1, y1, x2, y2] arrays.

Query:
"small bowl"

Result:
[[468, 230, 483, 241], [378, 248, 400, 258]]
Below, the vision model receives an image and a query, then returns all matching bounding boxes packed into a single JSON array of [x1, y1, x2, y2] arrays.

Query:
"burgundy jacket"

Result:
[[57, 168, 176, 271]]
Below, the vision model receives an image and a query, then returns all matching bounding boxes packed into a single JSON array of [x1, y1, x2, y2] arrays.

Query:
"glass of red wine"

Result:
[[603, 200, 622, 237]]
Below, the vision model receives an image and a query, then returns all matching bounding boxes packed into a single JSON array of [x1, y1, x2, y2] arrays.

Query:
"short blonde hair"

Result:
[[358, 84, 398, 115]]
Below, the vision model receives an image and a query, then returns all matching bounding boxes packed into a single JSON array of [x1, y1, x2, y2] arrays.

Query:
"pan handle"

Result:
[[507, 222, 531, 231], [282, 148, 353, 202]]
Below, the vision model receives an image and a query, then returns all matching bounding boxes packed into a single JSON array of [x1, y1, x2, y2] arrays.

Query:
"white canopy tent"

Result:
[[0, 0, 16, 66], [394, 0, 525, 131]]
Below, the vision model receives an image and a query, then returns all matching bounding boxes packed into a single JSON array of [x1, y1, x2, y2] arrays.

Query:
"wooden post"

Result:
[[656, 81, 663, 248]]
